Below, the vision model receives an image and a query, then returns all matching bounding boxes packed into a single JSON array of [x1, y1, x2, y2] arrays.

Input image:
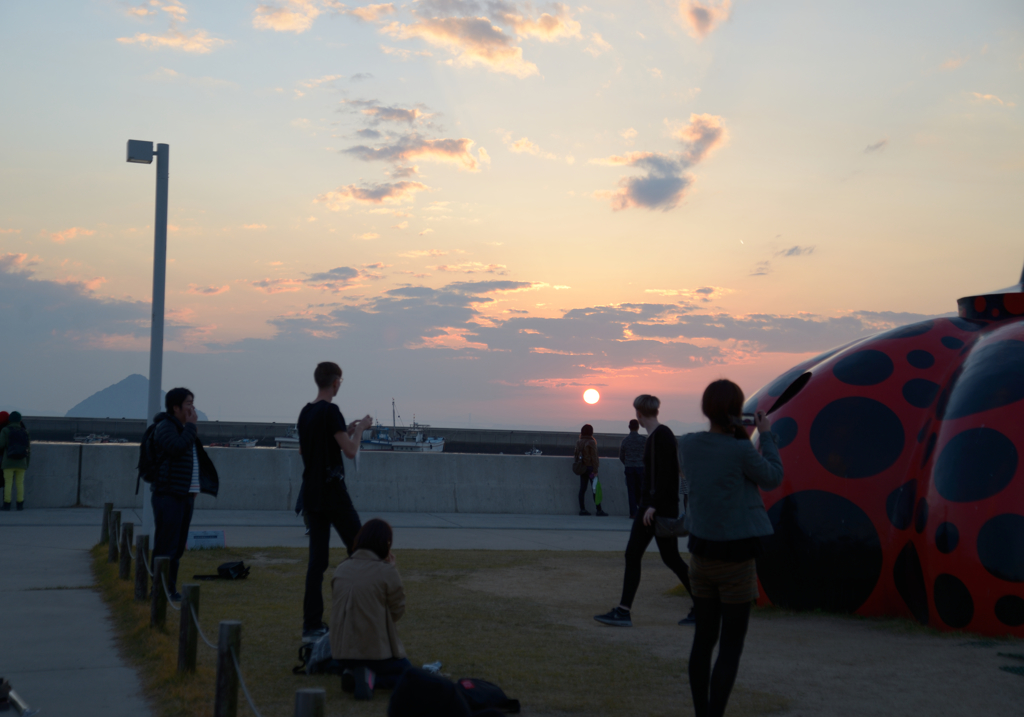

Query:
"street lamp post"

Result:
[[126, 140, 169, 539]]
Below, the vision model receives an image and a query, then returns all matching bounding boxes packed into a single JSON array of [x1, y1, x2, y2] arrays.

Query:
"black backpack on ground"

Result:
[[455, 679, 520, 714], [4, 426, 29, 460], [389, 669, 518, 717], [193, 561, 250, 581]]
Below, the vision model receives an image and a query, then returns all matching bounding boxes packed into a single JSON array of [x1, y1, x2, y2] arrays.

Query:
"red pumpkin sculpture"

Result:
[[745, 264, 1024, 636]]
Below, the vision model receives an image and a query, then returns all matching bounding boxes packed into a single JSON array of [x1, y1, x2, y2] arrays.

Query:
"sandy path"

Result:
[[464, 553, 1023, 717]]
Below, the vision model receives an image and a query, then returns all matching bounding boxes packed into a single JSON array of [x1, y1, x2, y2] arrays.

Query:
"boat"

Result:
[[73, 433, 110, 444], [275, 426, 299, 450], [525, 447, 543, 456], [360, 400, 445, 453], [229, 438, 259, 448]]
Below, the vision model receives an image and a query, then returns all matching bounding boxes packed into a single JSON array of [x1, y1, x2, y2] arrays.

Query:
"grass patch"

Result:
[[93, 546, 789, 716]]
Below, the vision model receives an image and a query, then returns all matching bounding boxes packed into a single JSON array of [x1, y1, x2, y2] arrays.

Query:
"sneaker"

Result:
[[594, 607, 632, 627], [169, 592, 182, 603], [353, 667, 375, 700], [15, 502, 24, 511], [596, 508, 609, 517], [341, 669, 356, 694], [678, 608, 696, 626], [302, 622, 329, 643], [579, 509, 591, 516]]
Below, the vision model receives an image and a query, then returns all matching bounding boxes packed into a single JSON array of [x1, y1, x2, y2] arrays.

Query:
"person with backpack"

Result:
[[0, 412, 30, 511], [148, 388, 219, 601], [299, 362, 373, 643], [594, 394, 695, 627], [574, 424, 607, 516]]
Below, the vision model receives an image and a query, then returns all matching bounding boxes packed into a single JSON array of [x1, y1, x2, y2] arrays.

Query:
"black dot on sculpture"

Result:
[[766, 368, 806, 398], [758, 490, 883, 613], [949, 317, 984, 332], [977, 514, 1024, 582], [917, 423, 929, 444], [884, 320, 935, 339], [772, 417, 798, 450], [886, 480, 916, 530], [810, 397, 905, 478], [934, 428, 1018, 502], [914, 498, 929, 534], [921, 433, 937, 469], [902, 379, 940, 408], [995, 595, 1024, 627], [907, 350, 935, 369], [935, 522, 959, 554], [941, 336, 965, 350], [833, 350, 894, 386], [933, 574, 974, 628], [942, 340, 1024, 420], [893, 541, 929, 625]]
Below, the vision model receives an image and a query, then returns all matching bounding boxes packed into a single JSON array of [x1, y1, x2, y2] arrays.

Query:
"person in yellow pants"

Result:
[[0, 411, 30, 511]]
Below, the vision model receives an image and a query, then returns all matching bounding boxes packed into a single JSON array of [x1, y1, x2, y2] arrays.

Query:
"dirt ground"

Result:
[[465, 553, 1024, 717]]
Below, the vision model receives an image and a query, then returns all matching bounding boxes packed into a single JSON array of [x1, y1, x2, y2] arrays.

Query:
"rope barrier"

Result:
[[126, 539, 136, 561], [160, 572, 181, 611], [190, 603, 218, 650], [142, 549, 155, 578], [231, 646, 265, 717]]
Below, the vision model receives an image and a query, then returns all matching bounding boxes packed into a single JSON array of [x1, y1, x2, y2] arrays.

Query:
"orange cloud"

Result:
[[50, 227, 95, 243], [118, 28, 227, 53], [971, 92, 1016, 107], [186, 284, 231, 295], [583, 31, 611, 56], [381, 17, 538, 77], [349, 3, 395, 22], [355, 232, 380, 240], [399, 249, 448, 258], [252, 278, 302, 294], [679, 0, 731, 40], [252, 0, 320, 33], [671, 113, 728, 163], [242, 223, 267, 229], [432, 262, 508, 275], [344, 134, 480, 171], [504, 135, 558, 160], [0, 228, 21, 234], [314, 181, 429, 210], [501, 5, 581, 41]]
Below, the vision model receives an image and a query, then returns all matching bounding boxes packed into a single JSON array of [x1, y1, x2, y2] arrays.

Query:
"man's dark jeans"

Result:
[[303, 480, 362, 631], [152, 491, 195, 594], [623, 467, 643, 517]]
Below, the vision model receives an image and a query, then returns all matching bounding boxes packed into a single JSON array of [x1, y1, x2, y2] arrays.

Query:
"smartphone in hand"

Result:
[[741, 413, 757, 426]]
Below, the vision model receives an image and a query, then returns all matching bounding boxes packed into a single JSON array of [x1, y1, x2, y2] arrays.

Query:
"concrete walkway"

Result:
[[0, 507, 651, 716]]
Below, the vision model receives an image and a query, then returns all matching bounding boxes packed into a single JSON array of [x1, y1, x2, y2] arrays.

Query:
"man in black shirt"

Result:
[[594, 394, 695, 628], [299, 361, 373, 642]]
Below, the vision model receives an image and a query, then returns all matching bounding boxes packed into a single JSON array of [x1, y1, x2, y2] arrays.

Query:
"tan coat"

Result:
[[329, 550, 407, 660]]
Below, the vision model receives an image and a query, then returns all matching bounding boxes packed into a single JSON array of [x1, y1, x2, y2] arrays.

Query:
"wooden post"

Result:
[[134, 533, 150, 601], [100, 502, 113, 544], [119, 522, 134, 580], [107, 510, 121, 563], [178, 584, 200, 673], [294, 689, 326, 717], [214, 621, 242, 717], [151, 556, 169, 629]]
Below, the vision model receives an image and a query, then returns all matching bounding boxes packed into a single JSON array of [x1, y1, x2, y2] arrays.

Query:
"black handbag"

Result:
[[194, 561, 251, 581], [650, 432, 689, 538]]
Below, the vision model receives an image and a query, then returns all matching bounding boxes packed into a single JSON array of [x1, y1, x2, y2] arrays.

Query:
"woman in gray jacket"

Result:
[[680, 380, 783, 717]]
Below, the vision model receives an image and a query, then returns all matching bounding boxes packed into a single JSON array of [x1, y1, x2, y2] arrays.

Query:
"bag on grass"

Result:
[[292, 632, 333, 675], [455, 678, 521, 714], [193, 561, 251, 581]]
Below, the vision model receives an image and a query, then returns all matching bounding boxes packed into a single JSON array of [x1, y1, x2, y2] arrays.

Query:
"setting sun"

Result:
[[583, 389, 600, 405]]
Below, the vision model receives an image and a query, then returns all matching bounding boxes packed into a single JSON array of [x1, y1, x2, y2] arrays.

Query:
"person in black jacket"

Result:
[[594, 394, 694, 627], [151, 387, 219, 601]]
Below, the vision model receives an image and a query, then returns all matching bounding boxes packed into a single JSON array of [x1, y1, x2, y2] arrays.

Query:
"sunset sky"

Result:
[[1, 1, 1022, 430]]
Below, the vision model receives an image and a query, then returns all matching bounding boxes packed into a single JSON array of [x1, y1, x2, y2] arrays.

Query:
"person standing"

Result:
[[575, 424, 607, 517], [682, 380, 783, 717], [0, 412, 9, 502], [0, 412, 30, 511], [618, 419, 645, 519], [151, 389, 219, 600], [299, 361, 373, 643], [594, 394, 694, 627]]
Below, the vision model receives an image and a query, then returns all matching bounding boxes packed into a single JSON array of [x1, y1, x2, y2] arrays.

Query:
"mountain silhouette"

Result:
[[66, 374, 208, 421]]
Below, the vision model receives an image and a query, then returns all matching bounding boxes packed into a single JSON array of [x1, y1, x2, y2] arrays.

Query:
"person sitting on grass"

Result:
[[330, 518, 411, 701]]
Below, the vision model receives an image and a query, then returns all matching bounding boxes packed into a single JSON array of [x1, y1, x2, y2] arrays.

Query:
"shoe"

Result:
[[594, 607, 632, 627], [341, 669, 355, 694], [302, 622, 329, 643], [678, 608, 696, 626], [579, 509, 590, 516], [353, 667, 375, 700], [16, 502, 24, 511], [596, 508, 609, 517], [1, 502, 9, 511], [169, 592, 182, 602]]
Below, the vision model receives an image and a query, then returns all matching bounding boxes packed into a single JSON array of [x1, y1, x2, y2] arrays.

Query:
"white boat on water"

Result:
[[360, 400, 445, 453], [229, 438, 259, 448], [275, 426, 299, 450]]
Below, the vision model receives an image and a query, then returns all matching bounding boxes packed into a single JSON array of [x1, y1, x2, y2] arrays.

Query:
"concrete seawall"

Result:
[[22, 444, 641, 516]]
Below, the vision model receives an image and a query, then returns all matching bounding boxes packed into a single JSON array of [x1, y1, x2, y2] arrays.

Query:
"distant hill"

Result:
[[66, 374, 208, 421]]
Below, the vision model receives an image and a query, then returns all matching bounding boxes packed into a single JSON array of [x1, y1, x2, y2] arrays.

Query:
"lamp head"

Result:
[[126, 139, 154, 164]]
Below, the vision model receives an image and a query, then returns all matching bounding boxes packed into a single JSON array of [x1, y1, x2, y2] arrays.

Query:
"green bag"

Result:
[[591, 476, 603, 505]]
